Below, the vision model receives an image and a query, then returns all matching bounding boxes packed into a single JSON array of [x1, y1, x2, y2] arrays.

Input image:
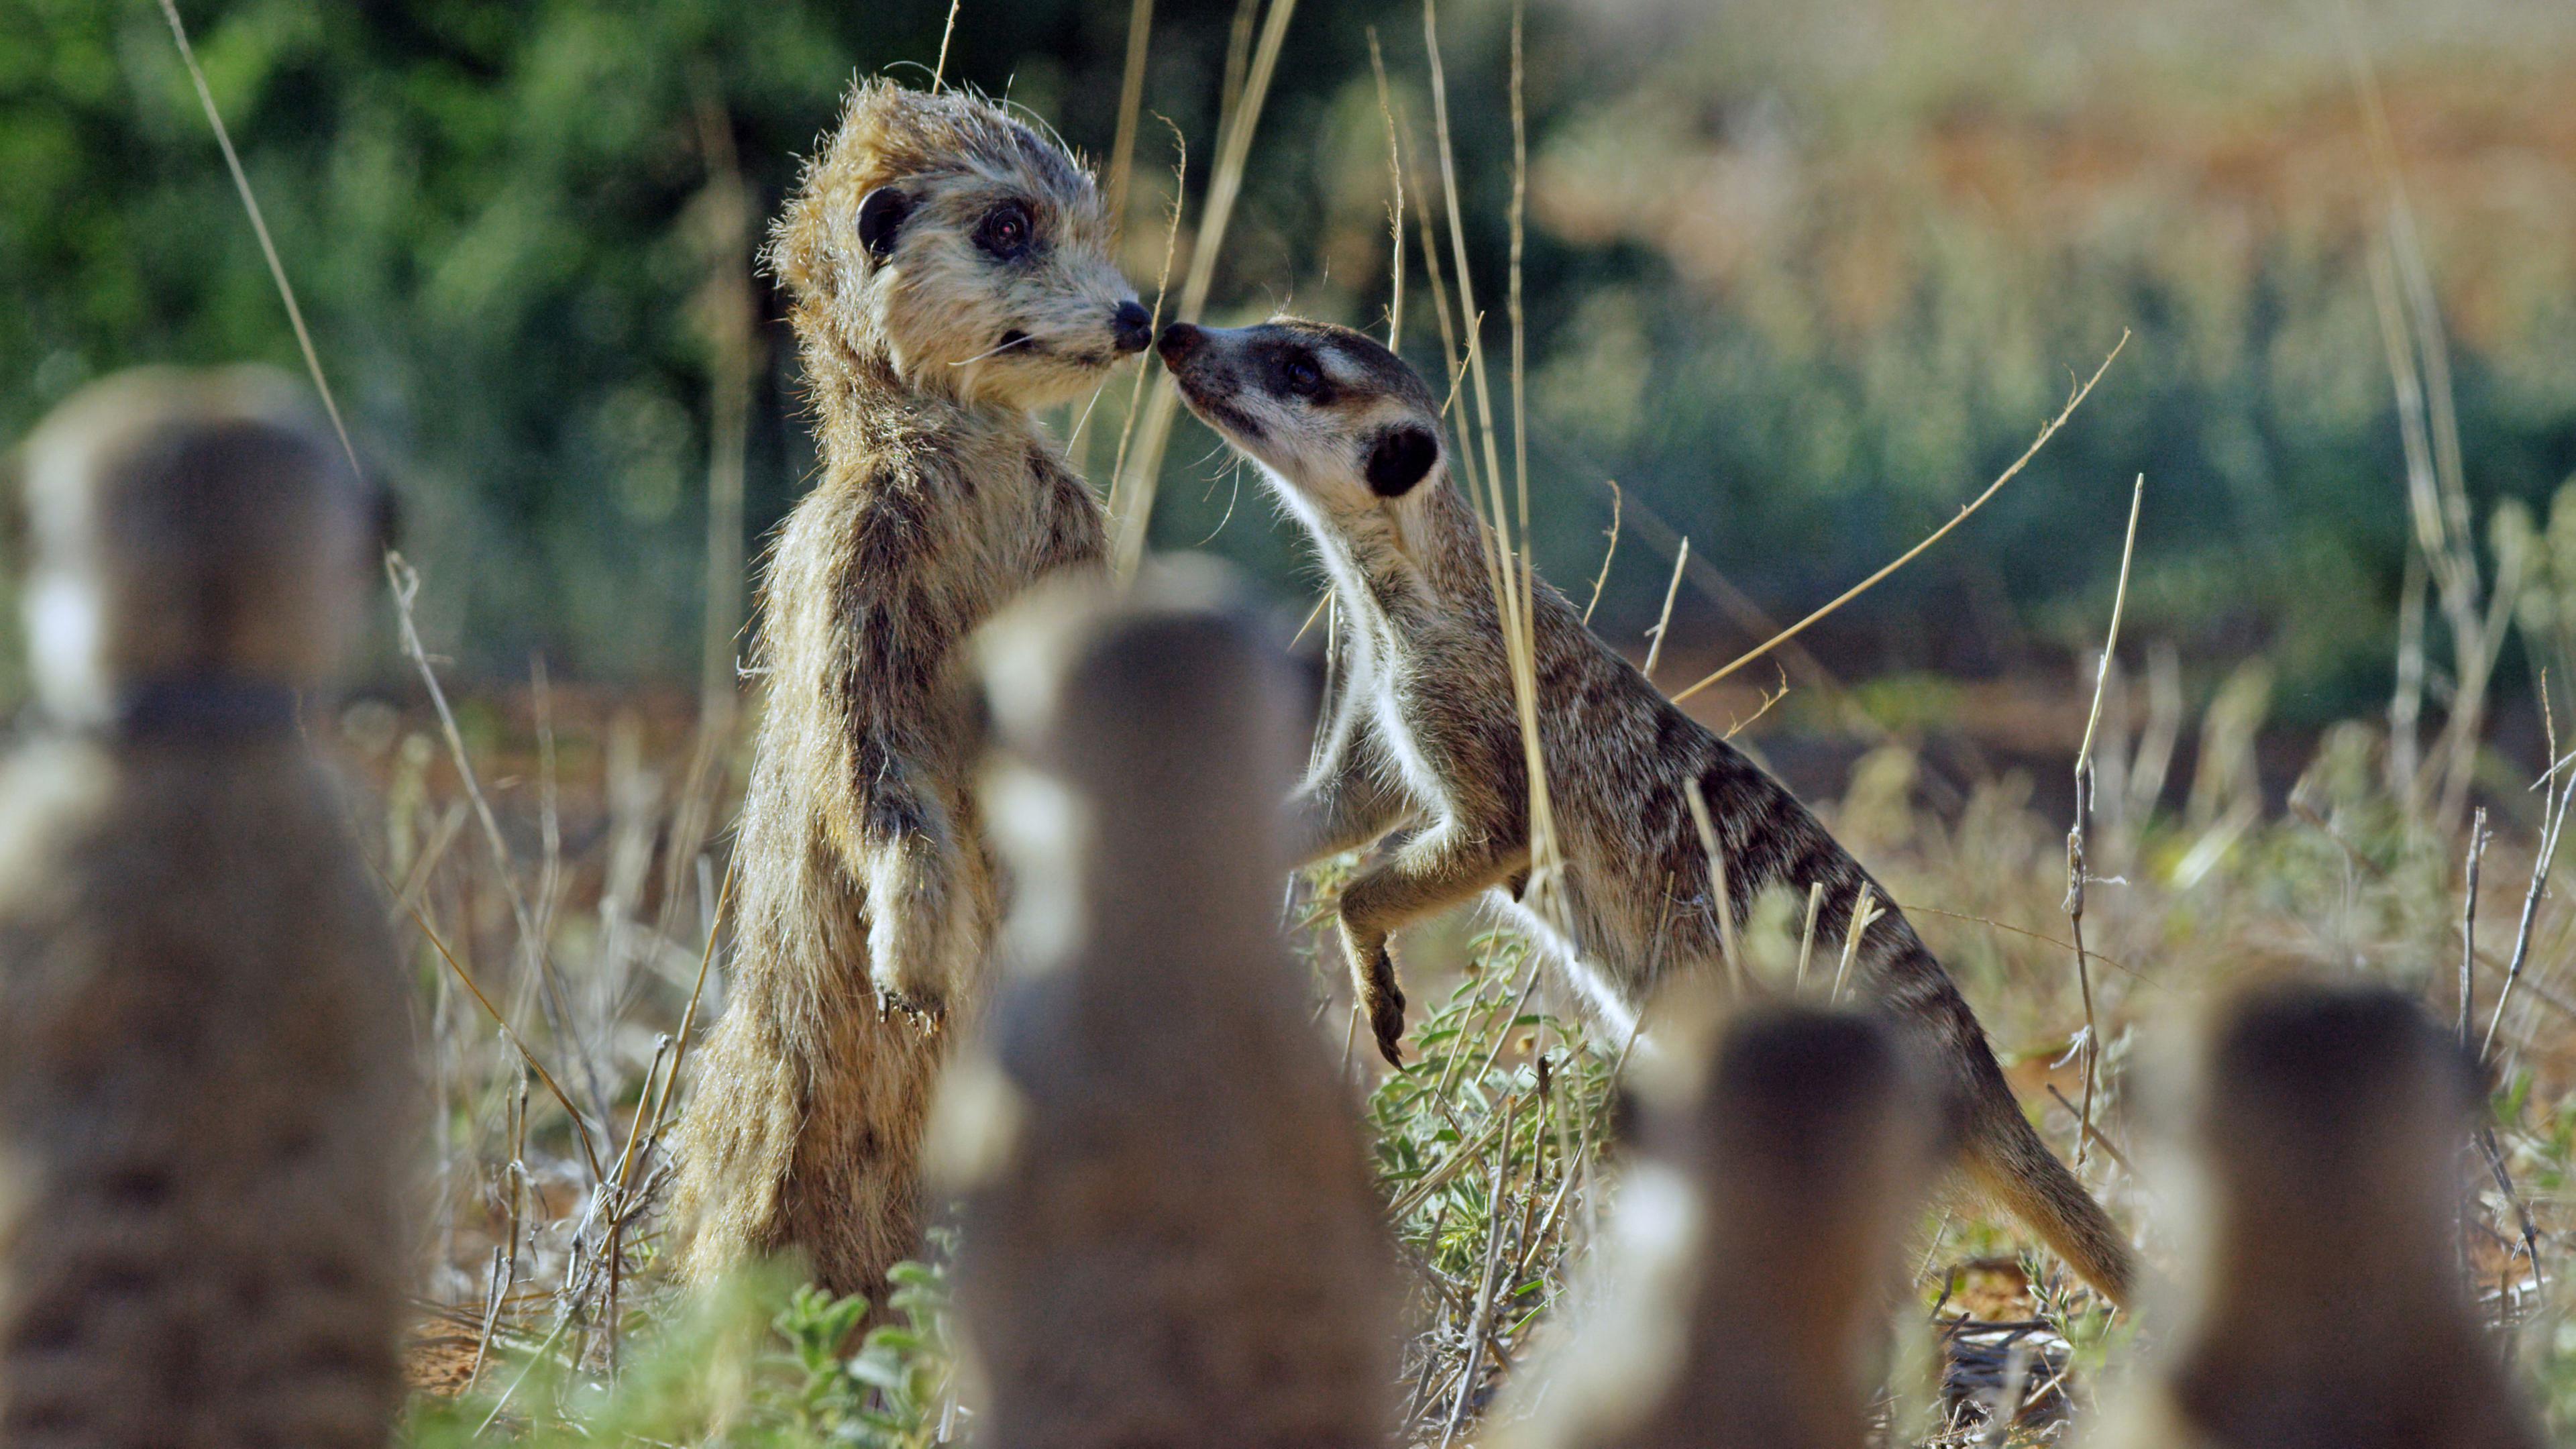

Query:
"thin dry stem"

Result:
[[1642, 535, 1688, 681], [1672, 331, 2129, 704], [2065, 474, 2146, 1164], [1108, 0, 1302, 576]]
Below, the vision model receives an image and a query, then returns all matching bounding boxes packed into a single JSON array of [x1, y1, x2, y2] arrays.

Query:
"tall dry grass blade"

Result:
[[1104, 0, 1157, 229], [932, 0, 965, 89], [1102, 124, 1185, 526], [2462, 810, 2491, 1049], [1108, 0, 1303, 578], [1832, 883, 1880, 1005], [380, 863, 604, 1182], [154, 0, 358, 477], [2065, 473, 2146, 1164], [1367, 29, 1406, 351], [1642, 535, 1687, 682], [1422, 0, 1561, 920], [1672, 331, 2129, 704], [1582, 479, 1621, 626], [1683, 778, 1745, 991], [692, 87, 757, 724], [388, 553, 614, 1144]]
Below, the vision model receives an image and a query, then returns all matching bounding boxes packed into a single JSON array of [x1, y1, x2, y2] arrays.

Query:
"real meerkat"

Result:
[[937, 562, 1398, 1448], [1503, 1004, 1941, 1449], [1157, 317, 2137, 1305], [668, 80, 1150, 1307], [0, 368, 411, 1447], [2092, 983, 2544, 1449]]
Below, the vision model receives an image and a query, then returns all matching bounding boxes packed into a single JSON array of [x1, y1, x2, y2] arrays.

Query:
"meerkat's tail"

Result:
[[1959, 1079, 2136, 1306]]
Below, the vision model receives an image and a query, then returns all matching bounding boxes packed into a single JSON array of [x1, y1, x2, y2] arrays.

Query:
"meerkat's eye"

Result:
[[1281, 354, 1325, 398], [975, 201, 1036, 260]]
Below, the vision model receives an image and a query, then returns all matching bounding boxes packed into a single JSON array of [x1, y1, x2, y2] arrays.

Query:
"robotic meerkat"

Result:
[[1159, 316, 2137, 1305], [0, 367, 412, 1447], [668, 79, 1150, 1307], [2092, 983, 2545, 1449], [1501, 1004, 1941, 1449], [939, 564, 1399, 1449]]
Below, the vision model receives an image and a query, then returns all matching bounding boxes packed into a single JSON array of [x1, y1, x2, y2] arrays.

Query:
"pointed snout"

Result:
[[1111, 301, 1152, 355], [1155, 321, 1204, 366]]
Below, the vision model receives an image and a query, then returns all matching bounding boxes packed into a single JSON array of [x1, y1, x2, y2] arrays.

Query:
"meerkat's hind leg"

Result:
[[1337, 823, 1532, 1065]]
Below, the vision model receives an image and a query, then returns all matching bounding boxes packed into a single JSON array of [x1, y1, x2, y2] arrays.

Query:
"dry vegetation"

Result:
[[125, 0, 2576, 1443]]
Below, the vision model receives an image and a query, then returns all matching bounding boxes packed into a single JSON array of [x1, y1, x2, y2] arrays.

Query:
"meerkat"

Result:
[[668, 79, 1150, 1307], [2092, 982, 2544, 1449], [1157, 317, 2137, 1305], [938, 561, 1398, 1448], [0, 367, 412, 1446], [1504, 1004, 1940, 1449]]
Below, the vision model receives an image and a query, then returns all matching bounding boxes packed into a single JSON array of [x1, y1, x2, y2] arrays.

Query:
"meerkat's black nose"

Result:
[[1112, 301, 1152, 355], [1157, 321, 1203, 365]]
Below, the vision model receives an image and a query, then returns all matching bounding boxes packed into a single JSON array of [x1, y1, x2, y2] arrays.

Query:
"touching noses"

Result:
[[1112, 301, 1152, 356]]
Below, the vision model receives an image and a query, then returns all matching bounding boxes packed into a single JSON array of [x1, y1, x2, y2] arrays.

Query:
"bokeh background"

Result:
[[14, 0, 2575, 739]]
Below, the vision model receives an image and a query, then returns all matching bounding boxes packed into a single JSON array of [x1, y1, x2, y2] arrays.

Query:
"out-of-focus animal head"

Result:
[[771, 79, 1150, 410], [13, 366, 385, 727]]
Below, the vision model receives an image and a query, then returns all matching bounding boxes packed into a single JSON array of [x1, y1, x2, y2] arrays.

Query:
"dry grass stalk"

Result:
[[152, 0, 359, 476], [1684, 776, 1747, 991], [2065, 474, 2146, 1164], [1103, 0, 1157, 227], [691, 87, 757, 724], [1642, 535, 1688, 681], [1366, 29, 1405, 350], [390, 553, 611, 1134], [1672, 331, 2130, 704], [1582, 479, 1621, 626], [1108, 0, 1302, 576]]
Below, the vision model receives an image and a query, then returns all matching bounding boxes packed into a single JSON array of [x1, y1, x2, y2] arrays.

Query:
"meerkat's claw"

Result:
[[1366, 952, 1408, 1066]]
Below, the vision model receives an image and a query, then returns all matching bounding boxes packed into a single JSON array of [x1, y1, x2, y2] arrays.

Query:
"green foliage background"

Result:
[[7, 0, 2576, 720]]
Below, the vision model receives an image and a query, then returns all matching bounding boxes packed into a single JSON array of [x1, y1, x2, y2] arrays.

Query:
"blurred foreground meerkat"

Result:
[[1504, 1004, 1939, 1449], [940, 564, 1399, 1448], [0, 368, 411, 1446], [669, 80, 1151, 1305], [1159, 317, 2136, 1304], [2092, 982, 2544, 1449]]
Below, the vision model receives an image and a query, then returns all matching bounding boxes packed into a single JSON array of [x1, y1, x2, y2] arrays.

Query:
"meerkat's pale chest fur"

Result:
[[1159, 317, 2136, 1305], [0, 368, 411, 1446], [941, 565, 1398, 1448], [669, 79, 1148, 1306]]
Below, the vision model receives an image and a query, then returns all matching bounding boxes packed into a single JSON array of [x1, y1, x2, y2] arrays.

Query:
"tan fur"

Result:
[[1504, 1005, 1939, 1449], [668, 80, 1145, 1307], [2092, 983, 2544, 1449], [1159, 317, 2137, 1304], [943, 563, 1399, 1448], [0, 368, 412, 1446]]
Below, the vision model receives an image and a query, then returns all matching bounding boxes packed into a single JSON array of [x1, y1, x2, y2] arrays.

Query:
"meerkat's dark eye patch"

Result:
[[1280, 352, 1327, 399], [1364, 423, 1440, 498], [856, 187, 912, 262], [975, 200, 1037, 261]]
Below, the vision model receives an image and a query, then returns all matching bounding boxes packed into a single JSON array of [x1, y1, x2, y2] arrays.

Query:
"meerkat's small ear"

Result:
[[856, 186, 914, 262], [1364, 423, 1439, 498]]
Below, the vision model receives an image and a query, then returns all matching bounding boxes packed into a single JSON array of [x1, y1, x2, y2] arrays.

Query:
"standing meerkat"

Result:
[[938, 564, 1397, 1448], [1157, 317, 2136, 1304], [0, 368, 411, 1446], [1504, 1004, 1940, 1449], [2093, 983, 2544, 1449], [669, 79, 1150, 1306]]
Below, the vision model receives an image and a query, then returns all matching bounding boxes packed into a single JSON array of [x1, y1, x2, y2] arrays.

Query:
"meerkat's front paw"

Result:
[[1362, 948, 1408, 1066], [871, 981, 949, 1032]]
